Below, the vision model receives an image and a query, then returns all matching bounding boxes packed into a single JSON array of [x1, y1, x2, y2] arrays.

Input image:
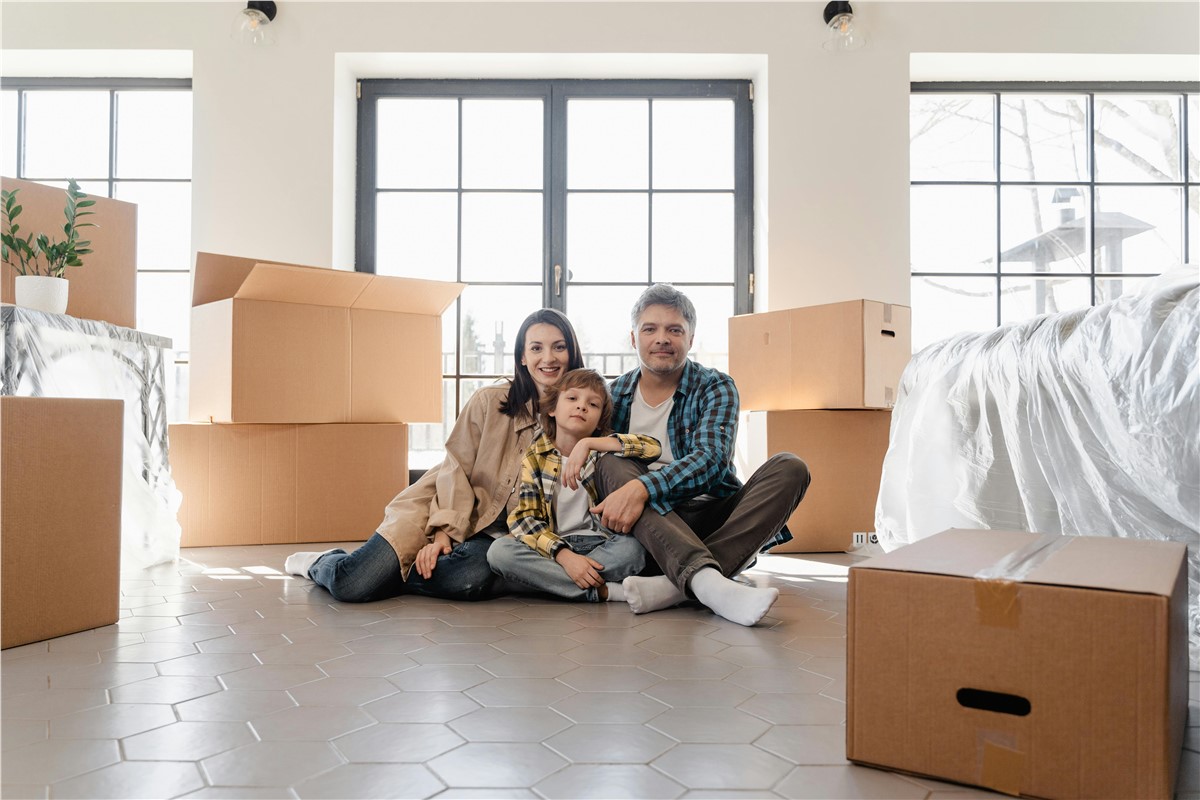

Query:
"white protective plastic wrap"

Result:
[[876, 269, 1199, 667], [1, 304, 182, 569]]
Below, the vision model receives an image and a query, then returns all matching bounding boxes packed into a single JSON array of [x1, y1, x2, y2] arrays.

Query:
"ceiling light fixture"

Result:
[[822, 1, 866, 52], [233, 1, 278, 47]]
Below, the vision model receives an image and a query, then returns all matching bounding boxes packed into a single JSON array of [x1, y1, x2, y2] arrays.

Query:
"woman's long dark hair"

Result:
[[500, 308, 584, 419]]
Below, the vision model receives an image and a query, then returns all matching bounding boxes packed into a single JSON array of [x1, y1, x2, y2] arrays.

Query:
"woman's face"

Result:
[[521, 323, 572, 398]]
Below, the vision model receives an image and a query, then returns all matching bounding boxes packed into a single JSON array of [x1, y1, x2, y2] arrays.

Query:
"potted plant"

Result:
[[1, 179, 96, 315]]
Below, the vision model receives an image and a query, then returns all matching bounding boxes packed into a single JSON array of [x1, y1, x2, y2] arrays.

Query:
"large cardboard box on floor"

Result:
[[189, 253, 463, 424], [1, 177, 137, 328], [729, 300, 911, 410], [744, 410, 891, 552], [169, 422, 408, 546], [1, 397, 124, 649], [847, 529, 1189, 799]]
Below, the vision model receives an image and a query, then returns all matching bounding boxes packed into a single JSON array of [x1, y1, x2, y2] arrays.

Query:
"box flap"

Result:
[[235, 262, 370, 308], [854, 528, 1185, 597], [193, 252, 324, 307], [354, 274, 464, 314]]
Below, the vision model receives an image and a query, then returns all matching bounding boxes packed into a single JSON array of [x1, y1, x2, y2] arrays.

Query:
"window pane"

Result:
[[1190, 95, 1199, 182], [1000, 186, 1091, 274], [1096, 276, 1153, 305], [568, 99, 648, 190], [137, 272, 190, 350], [375, 192, 458, 280], [911, 185, 996, 273], [910, 94, 994, 181], [1190, 187, 1198, 266], [461, 99, 543, 190], [652, 99, 734, 190], [460, 192, 543, 282], [114, 91, 192, 179], [408, 379, 456, 470], [24, 91, 109, 179], [113, 181, 192, 270], [652, 193, 734, 283], [566, 193, 648, 283], [682, 285, 734, 373], [1094, 186, 1183, 272], [167, 360, 189, 423], [999, 95, 1087, 182], [568, 285, 643, 375], [377, 98, 458, 189], [1000, 276, 1091, 322], [459, 285, 542, 375], [2, 91, 17, 176], [910, 276, 997, 351], [1094, 95, 1181, 182]]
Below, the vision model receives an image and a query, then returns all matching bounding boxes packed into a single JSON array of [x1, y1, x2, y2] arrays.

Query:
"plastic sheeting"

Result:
[[876, 269, 1199, 667], [1, 304, 182, 569]]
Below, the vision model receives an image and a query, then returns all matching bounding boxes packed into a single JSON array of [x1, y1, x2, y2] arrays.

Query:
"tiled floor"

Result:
[[2, 544, 1197, 800]]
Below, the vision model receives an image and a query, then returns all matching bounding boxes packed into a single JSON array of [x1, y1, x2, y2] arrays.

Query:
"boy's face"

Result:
[[549, 384, 606, 441]]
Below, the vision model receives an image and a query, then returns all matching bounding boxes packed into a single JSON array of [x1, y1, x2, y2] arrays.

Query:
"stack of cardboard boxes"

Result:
[[168, 253, 463, 548], [729, 299, 911, 552]]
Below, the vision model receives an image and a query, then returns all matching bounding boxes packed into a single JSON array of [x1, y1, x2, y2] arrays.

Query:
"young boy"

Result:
[[487, 368, 660, 603]]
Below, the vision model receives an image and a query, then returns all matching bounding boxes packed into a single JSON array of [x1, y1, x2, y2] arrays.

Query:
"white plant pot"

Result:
[[14, 275, 69, 315]]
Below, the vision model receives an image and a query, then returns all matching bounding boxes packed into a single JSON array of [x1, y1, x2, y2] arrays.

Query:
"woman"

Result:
[[285, 308, 585, 602]]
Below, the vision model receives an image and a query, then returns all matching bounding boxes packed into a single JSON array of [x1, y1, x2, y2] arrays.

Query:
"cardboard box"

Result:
[[1, 177, 137, 328], [169, 421, 408, 547], [188, 253, 463, 423], [1, 397, 124, 648], [745, 410, 892, 553], [847, 529, 1188, 799], [729, 300, 911, 410]]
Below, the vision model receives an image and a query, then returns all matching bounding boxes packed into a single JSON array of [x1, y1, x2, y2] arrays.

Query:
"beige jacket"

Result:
[[377, 382, 538, 580]]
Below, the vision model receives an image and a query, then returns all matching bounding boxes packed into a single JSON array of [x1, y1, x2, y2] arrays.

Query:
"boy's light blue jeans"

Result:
[[487, 532, 646, 603]]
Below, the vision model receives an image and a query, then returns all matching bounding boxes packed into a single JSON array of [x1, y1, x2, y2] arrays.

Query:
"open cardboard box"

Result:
[[847, 529, 1188, 799], [189, 253, 463, 424], [730, 300, 911, 411]]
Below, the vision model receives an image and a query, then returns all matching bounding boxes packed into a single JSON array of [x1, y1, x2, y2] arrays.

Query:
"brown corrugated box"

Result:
[[1, 177, 137, 328], [1, 397, 124, 649], [729, 300, 911, 410], [746, 410, 892, 553], [188, 252, 463, 424], [169, 421, 408, 547], [847, 529, 1188, 799]]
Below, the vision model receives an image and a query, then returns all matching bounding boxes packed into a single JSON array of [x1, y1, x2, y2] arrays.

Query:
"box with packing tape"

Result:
[[846, 529, 1188, 799]]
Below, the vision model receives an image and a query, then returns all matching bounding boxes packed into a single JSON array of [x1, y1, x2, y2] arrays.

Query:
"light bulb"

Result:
[[823, 12, 866, 52], [232, 5, 277, 46]]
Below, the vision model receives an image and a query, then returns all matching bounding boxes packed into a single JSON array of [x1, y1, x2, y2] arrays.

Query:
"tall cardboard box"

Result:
[[847, 529, 1188, 799], [189, 253, 463, 424], [169, 422, 408, 547], [1, 397, 124, 648], [0, 177, 137, 328], [745, 410, 892, 552], [729, 300, 911, 410]]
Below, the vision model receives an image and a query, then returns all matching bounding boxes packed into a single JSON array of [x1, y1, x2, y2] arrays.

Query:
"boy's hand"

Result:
[[415, 531, 453, 579], [562, 438, 594, 490], [555, 548, 605, 589]]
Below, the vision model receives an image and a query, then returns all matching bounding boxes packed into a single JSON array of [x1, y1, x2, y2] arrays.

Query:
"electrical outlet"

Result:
[[852, 532, 868, 547]]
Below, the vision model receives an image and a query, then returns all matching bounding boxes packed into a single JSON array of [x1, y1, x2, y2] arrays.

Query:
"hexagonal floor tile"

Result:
[[49, 759, 205, 799], [489, 635, 578, 655], [465, 678, 575, 707], [772, 765, 929, 799], [648, 707, 770, 744], [334, 722, 464, 763], [427, 742, 567, 788], [292, 763, 445, 799], [640, 655, 740, 681], [737, 692, 846, 726], [727, 667, 831, 694], [448, 707, 571, 742], [219, 665, 326, 691], [109, 676, 221, 704], [155, 653, 260, 677], [534, 764, 685, 799], [753, 724, 847, 765], [387, 665, 493, 693], [318, 653, 418, 678], [552, 692, 670, 724], [558, 666, 660, 692], [176, 689, 295, 722], [642, 679, 754, 708], [201, 740, 343, 786], [121, 721, 255, 760], [480, 653, 577, 679], [364, 690, 480, 724], [561, 644, 657, 667], [250, 705, 376, 741], [49, 663, 158, 690], [3, 689, 108, 719], [288, 677, 398, 706], [0, 738, 119, 784], [545, 724, 675, 764], [408, 643, 504, 665], [653, 744, 792, 790], [635, 635, 728, 657], [50, 703, 176, 740]]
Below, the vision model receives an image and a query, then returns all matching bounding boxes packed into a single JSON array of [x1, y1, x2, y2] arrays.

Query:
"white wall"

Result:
[[3, 2, 1197, 312]]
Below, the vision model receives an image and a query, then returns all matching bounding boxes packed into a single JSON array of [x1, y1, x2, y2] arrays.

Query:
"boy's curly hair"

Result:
[[541, 368, 613, 441]]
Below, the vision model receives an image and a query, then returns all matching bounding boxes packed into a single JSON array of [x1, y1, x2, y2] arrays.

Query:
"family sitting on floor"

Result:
[[285, 285, 811, 627]]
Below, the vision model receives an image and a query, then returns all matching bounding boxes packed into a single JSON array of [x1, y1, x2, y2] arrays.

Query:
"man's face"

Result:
[[632, 304, 693, 377]]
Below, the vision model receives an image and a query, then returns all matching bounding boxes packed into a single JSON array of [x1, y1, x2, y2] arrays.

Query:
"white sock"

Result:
[[604, 582, 625, 603], [284, 548, 338, 578], [688, 567, 779, 627], [623, 575, 686, 614]]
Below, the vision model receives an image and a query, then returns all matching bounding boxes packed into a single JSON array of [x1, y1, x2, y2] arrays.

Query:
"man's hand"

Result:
[[555, 549, 605, 589], [415, 530, 453, 579], [591, 479, 649, 534]]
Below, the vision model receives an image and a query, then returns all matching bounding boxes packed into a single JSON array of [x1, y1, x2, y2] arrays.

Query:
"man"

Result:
[[591, 284, 811, 627]]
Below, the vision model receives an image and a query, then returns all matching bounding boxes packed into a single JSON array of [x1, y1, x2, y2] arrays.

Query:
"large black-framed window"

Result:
[[910, 81, 1198, 351], [357, 79, 754, 466], [2, 76, 194, 419]]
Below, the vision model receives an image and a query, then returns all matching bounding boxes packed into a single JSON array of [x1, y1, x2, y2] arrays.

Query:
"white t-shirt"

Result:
[[555, 480, 602, 536], [629, 384, 675, 471]]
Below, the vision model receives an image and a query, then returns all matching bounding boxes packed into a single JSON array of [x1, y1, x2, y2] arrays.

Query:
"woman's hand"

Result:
[[415, 531, 453, 579], [562, 438, 595, 490], [555, 548, 605, 589]]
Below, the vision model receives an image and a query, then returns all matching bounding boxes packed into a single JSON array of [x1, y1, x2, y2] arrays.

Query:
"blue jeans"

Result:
[[308, 532, 510, 603], [487, 533, 646, 602]]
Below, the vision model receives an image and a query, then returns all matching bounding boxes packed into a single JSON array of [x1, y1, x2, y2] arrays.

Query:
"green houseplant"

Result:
[[1, 179, 96, 314]]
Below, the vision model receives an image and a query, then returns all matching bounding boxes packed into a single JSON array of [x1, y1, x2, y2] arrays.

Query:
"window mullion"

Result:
[[547, 81, 567, 313]]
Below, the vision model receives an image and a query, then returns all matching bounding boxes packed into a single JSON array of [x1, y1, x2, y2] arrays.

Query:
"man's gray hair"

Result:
[[631, 284, 697, 332]]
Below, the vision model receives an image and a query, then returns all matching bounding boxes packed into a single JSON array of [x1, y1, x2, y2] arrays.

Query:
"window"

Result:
[[2, 78, 194, 419], [357, 80, 754, 467], [910, 83, 1198, 351]]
